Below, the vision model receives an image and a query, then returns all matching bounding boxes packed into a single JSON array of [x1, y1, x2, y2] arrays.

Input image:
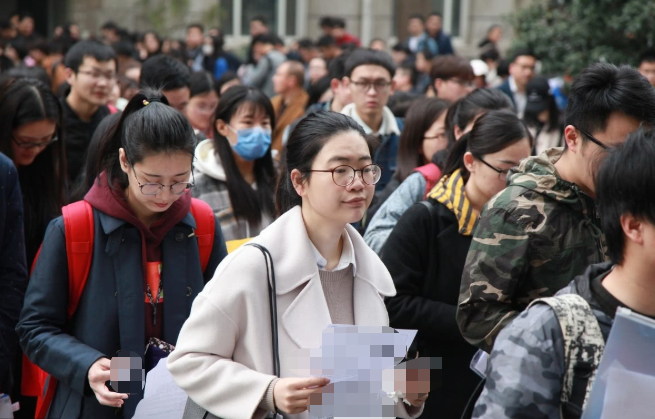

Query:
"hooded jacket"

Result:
[[192, 139, 273, 242], [457, 148, 607, 352], [473, 262, 621, 418]]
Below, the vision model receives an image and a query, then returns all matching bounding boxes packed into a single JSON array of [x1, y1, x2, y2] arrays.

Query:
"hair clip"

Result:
[[143, 99, 150, 106]]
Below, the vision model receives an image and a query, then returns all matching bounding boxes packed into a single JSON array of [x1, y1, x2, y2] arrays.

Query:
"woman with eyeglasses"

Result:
[[17, 89, 228, 419], [0, 76, 65, 419], [192, 85, 277, 242], [381, 109, 532, 419], [168, 111, 429, 419]]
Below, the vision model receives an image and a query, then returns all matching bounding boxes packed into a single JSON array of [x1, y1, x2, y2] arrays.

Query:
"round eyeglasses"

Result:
[[131, 165, 195, 196], [307, 164, 382, 187]]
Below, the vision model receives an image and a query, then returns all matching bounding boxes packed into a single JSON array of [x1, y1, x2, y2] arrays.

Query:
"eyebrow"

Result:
[[327, 155, 372, 164], [142, 170, 190, 177], [497, 159, 519, 165]]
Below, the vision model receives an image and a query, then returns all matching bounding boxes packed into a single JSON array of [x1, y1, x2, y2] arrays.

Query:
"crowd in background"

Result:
[[2, 6, 655, 419]]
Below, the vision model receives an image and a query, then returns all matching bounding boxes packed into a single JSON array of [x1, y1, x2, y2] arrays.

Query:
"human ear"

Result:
[[563, 125, 581, 153], [119, 148, 130, 174], [290, 168, 307, 197], [620, 213, 645, 246], [216, 119, 231, 138], [463, 151, 475, 174]]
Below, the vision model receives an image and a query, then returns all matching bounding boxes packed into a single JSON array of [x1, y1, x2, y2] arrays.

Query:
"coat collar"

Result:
[[248, 206, 396, 349], [97, 210, 197, 235]]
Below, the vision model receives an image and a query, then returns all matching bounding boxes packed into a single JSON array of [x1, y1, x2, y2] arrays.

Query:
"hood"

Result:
[[507, 147, 593, 212], [194, 139, 227, 182], [557, 262, 614, 329]]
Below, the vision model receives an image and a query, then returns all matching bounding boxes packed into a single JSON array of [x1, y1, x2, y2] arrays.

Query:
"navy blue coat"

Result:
[[374, 118, 404, 192], [16, 207, 227, 419], [0, 152, 28, 393], [497, 78, 516, 110]]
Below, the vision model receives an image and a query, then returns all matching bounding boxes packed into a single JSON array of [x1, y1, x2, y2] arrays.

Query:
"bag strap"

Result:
[[190, 198, 215, 273], [527, 294, 605, 417], [245, 243, 280, 378], [62, 201, 95, 319]]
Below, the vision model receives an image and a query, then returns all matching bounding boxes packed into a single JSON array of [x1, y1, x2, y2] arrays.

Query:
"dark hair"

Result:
[[480, 48, 500, 63], [332, 18, 346, 29], [317, 35, 337, 48], [510, 48, 536, 63], [0, 66, 51, 88], [297, 38, 315, 50], [93, 89, 196, 189], [395, 98, 450, 182], [430, 54, 474, 85], [443, 109, 532, 181], [398, 61, 418, 87], [408, 14, 426, 23], [388, 91, 422, 118], [445, 88, 514, 147], [64, 40, 118, 73], [0, 77, 66, 257], [186, 23, 204, 33], [216, 71, 239, 96], [416, 47, 435, 63], [565, 63, 655, 144], [639, 49, 655, 66], [596, 128, 655, 264], [140, 54, 191, 90], [497, 59, 510, 78], [101, 21, 119, 31], [307, 76, 332, 107], [213, 86, 276, 224], [27, 38, 49, 55], [344, 48, 396, 78], [391, 43, 412, 55], [252, 33, 277, 47], [429, 12, 443, 18], [190, 71, 216, 98], [251, 16, 268, 25], [112, 40, 136, 58], [276, 111, 368, 215], [0, 20, 11, 30], [319, 17, 335, 28], [328, 50, 350, 80], [524, 94, 561, 134]]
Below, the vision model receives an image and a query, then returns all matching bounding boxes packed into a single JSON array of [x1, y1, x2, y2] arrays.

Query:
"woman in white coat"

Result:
[[167, 111, 428, 419]]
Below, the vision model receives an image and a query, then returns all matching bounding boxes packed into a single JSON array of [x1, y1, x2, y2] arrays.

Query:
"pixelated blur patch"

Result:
[[110, 350, 145, 395]]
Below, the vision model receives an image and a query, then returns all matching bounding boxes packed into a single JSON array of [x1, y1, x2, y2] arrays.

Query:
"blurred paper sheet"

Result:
[[132, 359, 187, 419], [600, 366, 655, 419]]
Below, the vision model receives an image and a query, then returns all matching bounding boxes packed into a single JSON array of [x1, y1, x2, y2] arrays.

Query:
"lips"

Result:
[[154, 202, 169, 208], [344, 197, 366, 205]]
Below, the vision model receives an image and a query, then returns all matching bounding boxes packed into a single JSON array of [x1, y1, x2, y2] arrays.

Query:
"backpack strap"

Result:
[[527, 294, 605, 418], [61, 201, 95, 319], [414, 163, 443, 198], [190, 198, 215, 273]]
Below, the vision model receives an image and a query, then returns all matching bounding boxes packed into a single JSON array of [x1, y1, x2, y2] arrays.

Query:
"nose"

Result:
[[347, 172, 366, 191]]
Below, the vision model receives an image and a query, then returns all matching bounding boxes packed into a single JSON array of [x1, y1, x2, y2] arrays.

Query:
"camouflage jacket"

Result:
[[457, 148, 607, 352], [472, 262, 614, 418]]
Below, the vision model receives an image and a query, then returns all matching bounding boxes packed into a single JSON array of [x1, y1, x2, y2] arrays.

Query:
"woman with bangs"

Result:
[[192, 85, 277, 241]]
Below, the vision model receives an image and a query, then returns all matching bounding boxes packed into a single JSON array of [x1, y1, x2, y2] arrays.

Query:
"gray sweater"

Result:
[[244, 50, 287, 98]]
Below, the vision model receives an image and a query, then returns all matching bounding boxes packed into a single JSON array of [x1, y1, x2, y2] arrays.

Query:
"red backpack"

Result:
[[414, 163, 442, 198], [22, 198, 215, 418]]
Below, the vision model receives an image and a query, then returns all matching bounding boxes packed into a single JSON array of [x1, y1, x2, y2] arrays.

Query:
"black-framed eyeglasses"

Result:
[[77, 70, 117, 82], [12, 134, 59, 149], [574, 126, 608, 150], [474, 155, 510, 177], [307, 164, 383, 187], [350, 79, 392, 92], [130, 165, 195, 196]]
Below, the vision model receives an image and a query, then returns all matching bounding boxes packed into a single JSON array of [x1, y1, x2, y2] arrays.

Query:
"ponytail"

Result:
[[442, 132, 471, 180]]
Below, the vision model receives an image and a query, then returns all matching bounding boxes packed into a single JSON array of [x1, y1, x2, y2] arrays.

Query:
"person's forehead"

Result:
[[515, 55, 536, 64], [351, 64, 391, 80], [315, 132, 370, 161], [80, 56, 116, 70]]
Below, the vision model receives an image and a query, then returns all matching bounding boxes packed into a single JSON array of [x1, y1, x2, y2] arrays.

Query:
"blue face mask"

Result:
[[228, 126, 272, 161]]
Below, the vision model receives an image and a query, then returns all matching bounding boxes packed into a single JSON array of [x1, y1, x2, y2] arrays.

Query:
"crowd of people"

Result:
[[1, 7, 655, 419]]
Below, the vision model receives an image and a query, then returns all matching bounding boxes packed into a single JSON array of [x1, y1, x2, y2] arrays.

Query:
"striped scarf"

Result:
[[427, 169, 479, 236]]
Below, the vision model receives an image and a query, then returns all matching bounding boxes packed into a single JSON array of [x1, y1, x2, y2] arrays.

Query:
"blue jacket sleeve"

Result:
[[472, 304, 565, 418], [16, 218, 105, 397], [0, 159, 28, 391], [203, 216, 228, 283]]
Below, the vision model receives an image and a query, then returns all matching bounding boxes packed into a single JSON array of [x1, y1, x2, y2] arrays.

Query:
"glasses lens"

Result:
[[363, 165, 382, 185], [141, 184, 162, 195], [333, 166, 355, 186], [171, 183, 191, 195]]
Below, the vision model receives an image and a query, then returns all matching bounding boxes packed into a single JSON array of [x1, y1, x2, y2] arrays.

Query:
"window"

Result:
[[431, 0, 462, 37], [241, 0, 278, 36]]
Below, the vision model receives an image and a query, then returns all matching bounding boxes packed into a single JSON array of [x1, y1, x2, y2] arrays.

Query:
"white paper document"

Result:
[[132, 359, 187, 419]]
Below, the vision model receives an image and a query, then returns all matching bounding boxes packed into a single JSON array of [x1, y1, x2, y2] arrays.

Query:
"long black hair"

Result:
[[0, 77, 66, 263], [213, 85, 277, 224], [395, 97, 450, 182], [443, 109, 533, 182], [93, 89, 196, 189], [276, 111, 370, 215]]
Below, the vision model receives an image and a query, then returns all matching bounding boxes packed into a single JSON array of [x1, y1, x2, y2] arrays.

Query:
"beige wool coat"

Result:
[[167, 205, 424, 419]]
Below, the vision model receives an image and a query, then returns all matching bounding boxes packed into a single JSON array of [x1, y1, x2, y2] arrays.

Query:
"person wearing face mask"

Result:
[[192, 86, 277, 241], [201, 34, 242, 81]]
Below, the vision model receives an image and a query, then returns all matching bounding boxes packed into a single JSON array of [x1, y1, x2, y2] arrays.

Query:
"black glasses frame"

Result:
[[130, 165, 195, 196], [574, 126, 608, 150], [12, 134, 59, 149], [474, 154, 509, 177], [307, 164, 383, 187], [350, 79, 392, 92]]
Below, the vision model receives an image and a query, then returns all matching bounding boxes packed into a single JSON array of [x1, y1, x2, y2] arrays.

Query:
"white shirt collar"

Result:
[[310, 229, 357, 276], [509, 75, 519, 94], [341, 103, 400, 136]]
